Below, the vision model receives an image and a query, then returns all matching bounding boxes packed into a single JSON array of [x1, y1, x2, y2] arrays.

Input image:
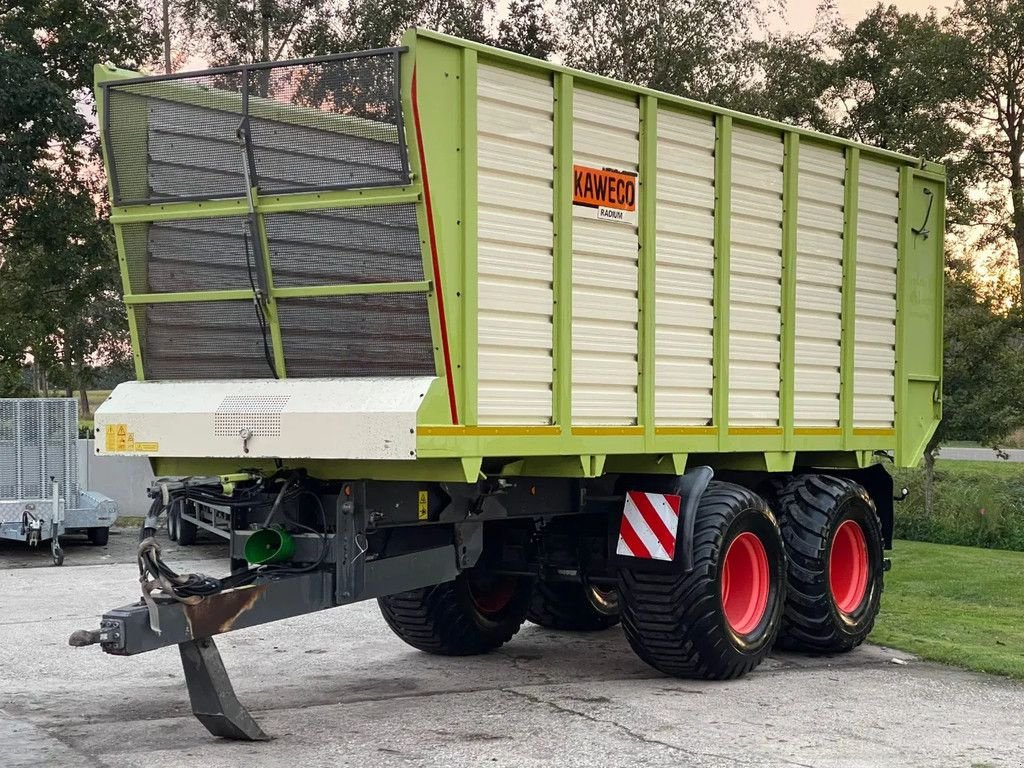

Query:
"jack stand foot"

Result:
[[179, 637, 271, 741], [51, 538, 64, 567]]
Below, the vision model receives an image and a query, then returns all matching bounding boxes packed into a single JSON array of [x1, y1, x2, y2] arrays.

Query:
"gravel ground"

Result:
[[2, 528, 1022, 767]]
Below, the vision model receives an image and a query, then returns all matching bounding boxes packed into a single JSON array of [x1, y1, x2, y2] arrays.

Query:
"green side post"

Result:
[[639, 95, 658, 445], [553, 73, 574, 429], [713, 115, 733, 449], [780, 132, 799, 449], [461, 47, 479, 426], [840, 148, 860, 446]]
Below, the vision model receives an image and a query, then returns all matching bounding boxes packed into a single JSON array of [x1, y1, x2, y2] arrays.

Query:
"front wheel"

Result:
[[774, 474, 884, 653], [618, 482, 786, 680], [378, 570, 533, 656]]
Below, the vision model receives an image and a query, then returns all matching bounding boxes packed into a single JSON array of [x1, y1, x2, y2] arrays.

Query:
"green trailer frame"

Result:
[[94, 29, 944, 484]]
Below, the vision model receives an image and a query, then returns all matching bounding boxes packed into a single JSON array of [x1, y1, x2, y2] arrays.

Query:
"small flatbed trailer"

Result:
[[71, 29, 943, 741], [1, 398, 119, 564]]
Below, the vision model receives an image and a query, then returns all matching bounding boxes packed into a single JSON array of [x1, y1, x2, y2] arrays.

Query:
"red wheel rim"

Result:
[[720, 532, 770, 635], [468, 574, 517, 616], [830, 519, 869, 614]]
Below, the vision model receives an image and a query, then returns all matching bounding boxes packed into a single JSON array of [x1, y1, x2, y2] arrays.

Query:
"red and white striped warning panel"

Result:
[[617, 491, 682, 561]]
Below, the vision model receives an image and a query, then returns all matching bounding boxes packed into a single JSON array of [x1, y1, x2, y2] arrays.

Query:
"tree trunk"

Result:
[[1008, 142, 1024, 307], [79, 386, 91, 417], [260, 0, 271, 61], [922, 448, 936, 516], [162, 0, 172, 74]]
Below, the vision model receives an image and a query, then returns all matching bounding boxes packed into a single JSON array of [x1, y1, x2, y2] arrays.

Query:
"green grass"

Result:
[[871, 539, 1024, 679], [929, 458, 1022, 479], [891, 459, 1024, 550]]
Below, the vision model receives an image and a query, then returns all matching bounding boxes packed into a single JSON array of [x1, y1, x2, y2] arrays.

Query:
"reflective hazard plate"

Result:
[[617, 491, 681, 561]]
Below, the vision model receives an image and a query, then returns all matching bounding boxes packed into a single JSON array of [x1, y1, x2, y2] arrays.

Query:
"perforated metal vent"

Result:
[[120, 216, 256, 294], [138, 301, 276, 380], [103, 50, 409, 205], [264, 204, 423, 287], [277, 293, 435, 377], [214, 395, 290, 437]]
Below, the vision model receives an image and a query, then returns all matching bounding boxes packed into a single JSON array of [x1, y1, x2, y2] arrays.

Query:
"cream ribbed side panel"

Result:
[[794, 143, 845, 427], [476, 65, 554, 424], [729, 127, 784, 426], [854, 159, 899, 427], [571, 89, 640, 425], [654, 110, 715, 425]]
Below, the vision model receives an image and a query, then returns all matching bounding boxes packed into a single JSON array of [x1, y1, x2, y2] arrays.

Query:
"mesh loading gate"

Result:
[[101, 49, 436, 381]]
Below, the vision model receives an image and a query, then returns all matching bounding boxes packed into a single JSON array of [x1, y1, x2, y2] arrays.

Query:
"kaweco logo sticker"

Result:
[[573, 164, 638, 225]]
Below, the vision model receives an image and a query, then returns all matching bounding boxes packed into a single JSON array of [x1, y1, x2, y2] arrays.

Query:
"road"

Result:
[[2, 529, 1023, 767], [938, 446, 1024, 462]]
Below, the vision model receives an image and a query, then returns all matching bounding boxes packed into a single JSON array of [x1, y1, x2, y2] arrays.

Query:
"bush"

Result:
[[892, 461, 1024, 551]]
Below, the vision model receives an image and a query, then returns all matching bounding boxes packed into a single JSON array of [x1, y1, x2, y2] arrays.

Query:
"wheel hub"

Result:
[[467, 573, 518, 616], [720, 532, 770, 635], [829, 519, 869, 614]]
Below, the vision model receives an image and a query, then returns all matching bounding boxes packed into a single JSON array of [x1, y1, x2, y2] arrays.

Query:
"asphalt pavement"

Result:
[[1, 528, 1023, 767], [938, 446, 1024, 462]]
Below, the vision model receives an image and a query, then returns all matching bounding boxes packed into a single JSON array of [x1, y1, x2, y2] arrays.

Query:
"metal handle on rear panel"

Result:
[[236, 117, 270, 303]]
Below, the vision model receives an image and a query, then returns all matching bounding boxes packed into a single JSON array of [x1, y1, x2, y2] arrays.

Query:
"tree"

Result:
[[950, 0, 1024, 303], [0, 1, 158, 402], [919, 256, 1024, 507], [715, 4, 840, 129], [496, 0, 557, 59], [830, 5, 982, 222], [177, 0, 498, 64], [559, 0, 761, 99]]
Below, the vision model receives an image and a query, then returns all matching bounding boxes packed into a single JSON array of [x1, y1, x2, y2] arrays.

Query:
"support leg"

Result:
[[178, 637, 270, 741]]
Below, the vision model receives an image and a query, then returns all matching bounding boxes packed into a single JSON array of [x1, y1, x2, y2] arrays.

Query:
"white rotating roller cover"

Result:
[[94, 378, 435, 460]]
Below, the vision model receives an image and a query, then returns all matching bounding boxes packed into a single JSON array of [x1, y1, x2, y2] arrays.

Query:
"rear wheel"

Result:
[[528, 580, 621, 631], [774, 474, 884, 653], [176, 502, 198, 546], [166, 502, 180, 542], [378, 570, 533, 655], [87, 526, 109, 546], [617, 481, 786, 679]]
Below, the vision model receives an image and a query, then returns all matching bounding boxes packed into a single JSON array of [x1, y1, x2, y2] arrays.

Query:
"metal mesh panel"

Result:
[[104, 51, 408, 205], [264, 204, 422, 287], [277, 293, 434, 377], [106, 72, 247, 205], [247, 56, 407, 193], [121, 216, 260, 294], [0, 399, 78, 502], [138, 301, 276, 380]]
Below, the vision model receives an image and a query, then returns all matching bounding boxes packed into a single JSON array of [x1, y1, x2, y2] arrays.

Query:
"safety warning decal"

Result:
[[104, 423, 159, 453], [573, 164, 638, 225]]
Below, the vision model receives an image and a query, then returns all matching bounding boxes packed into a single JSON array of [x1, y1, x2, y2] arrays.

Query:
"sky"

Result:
[[782, 0, 944, 32]]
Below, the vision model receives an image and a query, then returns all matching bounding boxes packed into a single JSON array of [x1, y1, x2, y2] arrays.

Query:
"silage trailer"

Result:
[[70, 29, 943, 740]]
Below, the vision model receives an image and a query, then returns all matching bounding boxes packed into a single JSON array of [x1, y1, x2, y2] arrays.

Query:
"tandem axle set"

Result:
[[71, 464, 894, 741]]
